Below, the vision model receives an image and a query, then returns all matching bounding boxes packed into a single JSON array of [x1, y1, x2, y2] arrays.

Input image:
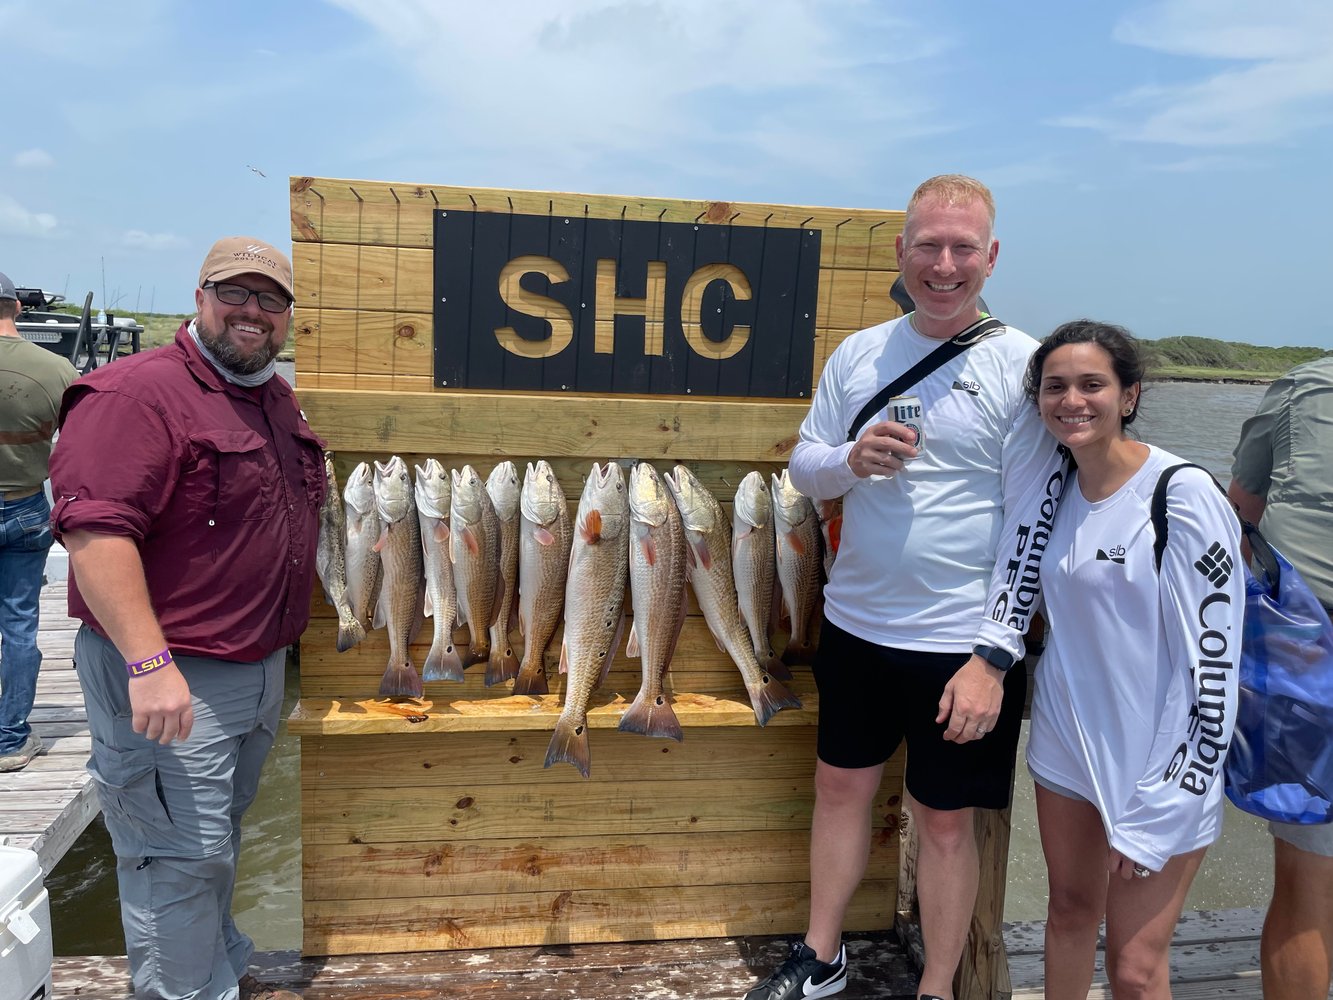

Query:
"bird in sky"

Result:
[[246, 164, 267, 178]]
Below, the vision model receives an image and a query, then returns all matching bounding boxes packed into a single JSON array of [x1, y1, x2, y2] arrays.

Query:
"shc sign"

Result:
[[433, 210, 821, 397]]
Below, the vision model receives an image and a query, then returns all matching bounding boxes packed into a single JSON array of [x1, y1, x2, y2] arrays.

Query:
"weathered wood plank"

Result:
[[302, 878, 897, 954], [289, 176, 905, 271], [1, 579, 100, 873], [288, 692, 818, 736], [301, 771, 868, 844], [294, 388, 807, 460], [55, 931, 922, 998], [300, 728, 847, 790], [302, 828, 897, 901]]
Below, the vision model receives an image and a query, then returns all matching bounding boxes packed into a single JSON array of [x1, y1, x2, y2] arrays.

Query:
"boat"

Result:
[[13, 287, 144, 374]]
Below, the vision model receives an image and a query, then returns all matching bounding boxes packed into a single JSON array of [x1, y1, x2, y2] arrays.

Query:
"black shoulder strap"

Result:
[[1151, 462, 1278, 585], [1151, 463, 1207, 572], [846, 316, 1006, 443]]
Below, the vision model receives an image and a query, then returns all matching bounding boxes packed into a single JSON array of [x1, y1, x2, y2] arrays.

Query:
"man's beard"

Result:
[[197, 316, 285, 375]]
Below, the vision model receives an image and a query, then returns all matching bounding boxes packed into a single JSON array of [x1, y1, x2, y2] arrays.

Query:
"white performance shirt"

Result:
[[789, 315, 1066, 658], [1027, 446, 1245, 871]]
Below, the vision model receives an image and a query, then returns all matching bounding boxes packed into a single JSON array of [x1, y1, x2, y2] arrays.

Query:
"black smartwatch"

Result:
[[972, 643, 1016, 673]]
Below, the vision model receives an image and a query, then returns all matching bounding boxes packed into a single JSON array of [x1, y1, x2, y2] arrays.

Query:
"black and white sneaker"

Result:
[[743, 940, 848, 999]]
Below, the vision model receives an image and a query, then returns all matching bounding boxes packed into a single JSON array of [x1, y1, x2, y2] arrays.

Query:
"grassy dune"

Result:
[[1144, 336, 1330, 382]]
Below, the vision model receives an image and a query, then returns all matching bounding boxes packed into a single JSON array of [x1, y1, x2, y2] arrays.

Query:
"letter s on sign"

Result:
[[495, 255, 574, 359]]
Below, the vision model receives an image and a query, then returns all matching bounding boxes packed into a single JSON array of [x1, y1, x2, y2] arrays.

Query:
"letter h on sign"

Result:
[[432, 210, 821, 397]]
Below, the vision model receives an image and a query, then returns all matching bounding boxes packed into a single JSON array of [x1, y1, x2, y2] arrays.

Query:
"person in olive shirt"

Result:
[[0, 270, 77, 772], [1230, 356, 1333, 1000]]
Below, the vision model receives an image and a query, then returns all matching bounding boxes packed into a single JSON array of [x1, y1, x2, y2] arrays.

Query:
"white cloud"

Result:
[[0, 195, 58, 237], [13, 148, 55, 168], [122, 230, 187, 251], [320, 0, 948, 184], [1149, 154, 1257, 173], [1057, 0, 1333, 147]]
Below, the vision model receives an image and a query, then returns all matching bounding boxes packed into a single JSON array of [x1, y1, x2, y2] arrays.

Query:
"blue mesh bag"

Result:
[[1153, 463, 1333, 825], [1222, 530, 1333, 823]]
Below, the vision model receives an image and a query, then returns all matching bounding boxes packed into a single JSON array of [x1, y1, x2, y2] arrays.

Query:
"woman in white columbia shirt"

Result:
[[1024, 320, 1244, 999]]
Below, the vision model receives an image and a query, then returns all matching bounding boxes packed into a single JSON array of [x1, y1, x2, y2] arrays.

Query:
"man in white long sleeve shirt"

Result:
[[741, 176, 1064, 1000]]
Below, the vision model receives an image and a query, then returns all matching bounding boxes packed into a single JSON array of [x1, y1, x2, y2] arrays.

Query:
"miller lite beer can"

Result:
[[889, 394, 924, 452]]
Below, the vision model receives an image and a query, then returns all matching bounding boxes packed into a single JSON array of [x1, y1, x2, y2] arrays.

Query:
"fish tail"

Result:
[[512, 656, 550, 696], [336, 611, 367, 653], [379, 659, 424, 698], [763, 652, 793, 681], [618, 689, 684, 742], [422, 642, 465, 682], [484, 642, 521, 687], [780, 637, 816, 667], [746, 673, 803, 727], [544, 714, 592, 778], [461, 633, 491, 668]]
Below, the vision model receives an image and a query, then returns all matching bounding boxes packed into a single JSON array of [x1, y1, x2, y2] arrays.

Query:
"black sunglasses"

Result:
[[203, 281, 292, 314]]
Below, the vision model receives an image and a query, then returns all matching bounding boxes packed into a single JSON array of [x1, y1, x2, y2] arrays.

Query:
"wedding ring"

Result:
[[975, 725, 987, 736], [1133, 864, 1150, 879]]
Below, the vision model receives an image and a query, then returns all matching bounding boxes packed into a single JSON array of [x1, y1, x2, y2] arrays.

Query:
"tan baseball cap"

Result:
[[198, 237, 294, 299]]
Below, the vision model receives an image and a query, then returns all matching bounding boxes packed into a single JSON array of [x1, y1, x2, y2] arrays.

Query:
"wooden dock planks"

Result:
[[0, 581, 98, 874], [51, 909, 1288, 998]]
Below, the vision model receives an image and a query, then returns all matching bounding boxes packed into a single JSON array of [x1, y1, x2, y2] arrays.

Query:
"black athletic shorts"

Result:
[[813, 616, 1028, 811]]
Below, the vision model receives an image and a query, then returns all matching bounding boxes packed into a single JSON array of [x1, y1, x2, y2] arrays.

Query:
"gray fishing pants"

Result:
[[75, 626, 285, 1000]]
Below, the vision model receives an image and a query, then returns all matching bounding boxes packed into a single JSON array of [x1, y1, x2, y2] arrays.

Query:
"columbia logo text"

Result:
[[1162, 589, 1234, 796], [992, 459, 1065, 634]]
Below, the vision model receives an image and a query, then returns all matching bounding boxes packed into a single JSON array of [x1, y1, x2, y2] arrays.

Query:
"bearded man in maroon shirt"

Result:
[[49, 237, 324, 1000]]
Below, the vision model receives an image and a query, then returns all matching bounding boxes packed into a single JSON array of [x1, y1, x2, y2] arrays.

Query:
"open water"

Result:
[[45, 377, 1274, 953]]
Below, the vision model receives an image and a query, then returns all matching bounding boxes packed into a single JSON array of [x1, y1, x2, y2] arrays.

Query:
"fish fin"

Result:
[[433, 520, 450, 545], [691, 535, 713, 571], [335, 613, 367, 653], [580, 509, 603, 545], [422, 588, 434, 618], [617, 690, 684, 742], [706, 622, 726, 653], [745, 673, 803, 727], [535, 525, 556, 546], [544, 715, 592, 778], [626, 622, 641, 658], [512, 654, 550, 696], [422, 642, 465, 683], [378, 660, 424, 698], [517, 607, 528, 638], [642, 534, 658, 566], [372, 524, 389, 554], [763, 653, 792, 682], [462, 629, 490, 668], [371, 590, 386, 631], [784, 530, 808, 557], [463, 526, 481, 556], [558, 639, 570, 675]]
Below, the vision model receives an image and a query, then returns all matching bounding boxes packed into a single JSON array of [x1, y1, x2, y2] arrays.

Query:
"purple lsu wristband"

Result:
[[126, 649, 174, 678]]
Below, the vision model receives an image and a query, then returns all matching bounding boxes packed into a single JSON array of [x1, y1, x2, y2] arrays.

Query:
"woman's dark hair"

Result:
[[1023, 318, 1146, 425]]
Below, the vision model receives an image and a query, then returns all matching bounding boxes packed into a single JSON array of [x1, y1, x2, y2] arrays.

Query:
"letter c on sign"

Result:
[[681, 264, 752, 360], [495, 255, 574, 359]]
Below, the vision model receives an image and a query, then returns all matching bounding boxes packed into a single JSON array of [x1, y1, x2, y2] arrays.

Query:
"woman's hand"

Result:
[[1108, 848, 1152, 881]]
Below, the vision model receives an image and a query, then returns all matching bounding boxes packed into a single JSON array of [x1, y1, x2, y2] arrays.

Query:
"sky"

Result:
[[3, 0, 1332, 349]]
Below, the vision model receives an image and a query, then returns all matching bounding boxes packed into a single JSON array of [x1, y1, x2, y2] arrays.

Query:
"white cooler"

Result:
[[0, 845, 53, 1000]]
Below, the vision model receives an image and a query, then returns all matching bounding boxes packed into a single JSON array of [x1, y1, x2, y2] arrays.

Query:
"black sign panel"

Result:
[[433, 210, 820, 397]]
